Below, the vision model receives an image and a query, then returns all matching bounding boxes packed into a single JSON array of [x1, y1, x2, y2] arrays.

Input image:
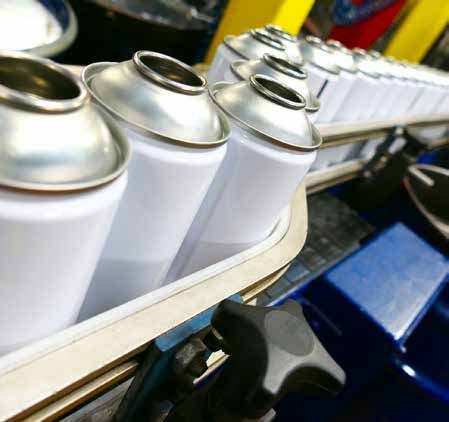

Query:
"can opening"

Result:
[[133, 51, 206, 95], [0, 54, 86, 111], [250, 30, 285, 51], [265, 24, 295, 42], [263, 54, 307, 79], [250, 74, 305, 110]]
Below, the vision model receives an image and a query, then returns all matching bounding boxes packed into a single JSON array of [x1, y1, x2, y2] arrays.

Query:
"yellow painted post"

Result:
[[205, 0, 315, 63], [385, 0, 449, 62]]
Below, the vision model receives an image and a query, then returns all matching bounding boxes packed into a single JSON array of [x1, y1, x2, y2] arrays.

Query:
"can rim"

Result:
[[230, 59, 321, 114], [210, 79, 322, 153], [265, 24, 296, 43], [249, 74, 306, 110], [82, 62, 230, 149], [263, 54, 308, 79], [133, 51, 207, 95], [250, 29, 285, 51], [0, 50, 88, 113]]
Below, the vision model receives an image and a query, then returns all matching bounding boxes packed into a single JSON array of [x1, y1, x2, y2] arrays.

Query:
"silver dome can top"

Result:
[[223, 30, 288, 61], [325, 39, 358, 74], [265, 24, 296, 43], [231, 54, 320, 113], [299, 36, 340, 75], [211, 74, 322, 152], [264, 24, 303, 63], [352, 48, 381, 79], [0, 50, 129, 192], [82, 51, 230, 148]]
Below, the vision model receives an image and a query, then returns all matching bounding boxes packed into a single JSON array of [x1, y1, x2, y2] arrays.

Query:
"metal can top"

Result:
[[299, 36, 340, 75], [263, 25, 303, 63], [325, 39, 358, 74], [265, 24, 297, 43], [231, 54, 320, 113], [383, 57, 408, 81], [352, 48, 381, 79], [0, 50, 129, 192], [83, 51, 230, 149], [211, 74, 322, 152], [224, 30, 288, 61]]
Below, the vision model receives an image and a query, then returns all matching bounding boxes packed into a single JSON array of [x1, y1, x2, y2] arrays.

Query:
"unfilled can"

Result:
[[407, 67, 446, 116], [0, 51, 130, 355], [332, 49, 382, 122], [367, 56, 406, 120], [225, 53, 320, 121], [80, 52, 230, 319], [263, 24, 303, 63], [207, 29, 288, 84], [313, 39, 359, 123], [170, 75, 321, 278], [299, 36, 354, 123]]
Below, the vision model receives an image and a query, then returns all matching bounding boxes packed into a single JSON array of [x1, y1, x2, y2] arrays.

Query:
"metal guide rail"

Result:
[[1, 113, 449, 421], [318, 114, 449, 147]]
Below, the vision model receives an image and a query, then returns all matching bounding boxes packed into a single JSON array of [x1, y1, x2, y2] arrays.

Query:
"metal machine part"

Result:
[[165, 300, 345, 422], [116, 297, 345, 422], [405, 164, 449, 239]]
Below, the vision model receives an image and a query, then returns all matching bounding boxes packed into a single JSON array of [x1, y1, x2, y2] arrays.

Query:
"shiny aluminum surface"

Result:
[[325, 39, 358, 74], [231, 54, 320, 113], [223, 30, 288, 61], [352, 48, 381, 79], [212, 75, 321, 152], [0, 0, 78, 58], [299, 36, 340, 75], [264, 24, 303, 63], [0, 50, 129, 192], [83, 51, 230, 148]]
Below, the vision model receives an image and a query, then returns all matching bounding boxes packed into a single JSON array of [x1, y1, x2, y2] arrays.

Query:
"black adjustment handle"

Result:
[[207, 299, 346, 420]]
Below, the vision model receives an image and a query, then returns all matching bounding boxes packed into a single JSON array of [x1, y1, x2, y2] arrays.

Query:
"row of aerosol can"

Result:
[[0, 44, 321, 355], [207, 25, 449, 169]]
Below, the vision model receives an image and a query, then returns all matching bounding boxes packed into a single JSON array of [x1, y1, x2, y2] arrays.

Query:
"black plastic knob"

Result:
[[207, 299, 346, 420]]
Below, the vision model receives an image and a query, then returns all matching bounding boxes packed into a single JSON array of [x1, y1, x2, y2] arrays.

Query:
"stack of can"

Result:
[[0, 25, 323, 355], [2, 24, 449, 355]]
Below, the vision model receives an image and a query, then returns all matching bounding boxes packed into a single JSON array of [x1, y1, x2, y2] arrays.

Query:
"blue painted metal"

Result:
[[116, 294, 242, 420], [324, 223, 449, 348]]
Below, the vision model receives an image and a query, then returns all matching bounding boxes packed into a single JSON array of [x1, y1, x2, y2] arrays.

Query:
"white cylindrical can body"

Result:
[[315, 70, 355, 123], [207, 44, 242, 85], [80, 128, 226, 319], [0, 174, 127, 355], [409, 85, 445, 116], [398, 82, 424, 116], [436, 93, 449, 115], [362, 76, 391, 120], [303, 62, 335, 95], [332, 74, 377, 122], [171, 124, 316, 278], [375, 80, 404, 119]]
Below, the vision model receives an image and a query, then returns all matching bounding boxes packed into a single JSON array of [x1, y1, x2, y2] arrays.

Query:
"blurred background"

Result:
[[5, 0, 449, 69]]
